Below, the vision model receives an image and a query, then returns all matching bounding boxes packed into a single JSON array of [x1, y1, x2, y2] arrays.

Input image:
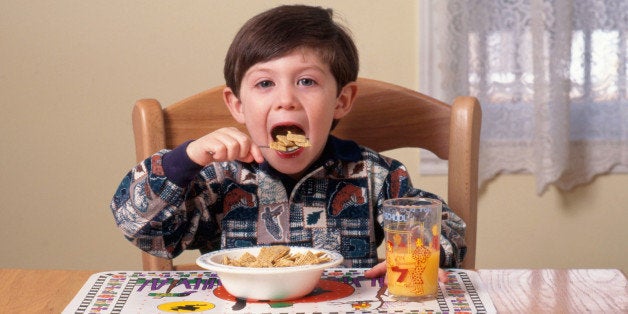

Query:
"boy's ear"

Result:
[[333, 82, 358, 119], [223, 87, 246, 124]]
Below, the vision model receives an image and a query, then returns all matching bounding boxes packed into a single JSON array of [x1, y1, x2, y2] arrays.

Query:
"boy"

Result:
[[110, 5, 466, 275]]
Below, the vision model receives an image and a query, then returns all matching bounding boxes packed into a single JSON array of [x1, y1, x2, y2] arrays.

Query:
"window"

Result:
[[419, 0, 627, 194]]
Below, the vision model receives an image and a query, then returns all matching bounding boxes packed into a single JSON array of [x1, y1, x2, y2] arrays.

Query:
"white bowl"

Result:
[[196, 246, 343, 301]]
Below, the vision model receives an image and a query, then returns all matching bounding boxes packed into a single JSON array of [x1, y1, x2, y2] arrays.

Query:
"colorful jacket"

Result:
[[110, 136, 467, 268]]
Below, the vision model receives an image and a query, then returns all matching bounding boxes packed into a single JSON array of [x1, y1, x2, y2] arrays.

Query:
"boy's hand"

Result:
[[186, 127, 265, 166], [363, 261, 448, 283]]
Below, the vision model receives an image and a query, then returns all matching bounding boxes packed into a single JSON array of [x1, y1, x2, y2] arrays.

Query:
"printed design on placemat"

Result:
[[324, 270, 389, 311], [64, 269, 496, 313], [74, 273, 108, 313], [442, 270, 486, 312], [213, 279, 355, 310], [146, 277, 199, 299], [113, 273, 136, 312], [156, 301, 215, 312], [459, 270, 486, 312]]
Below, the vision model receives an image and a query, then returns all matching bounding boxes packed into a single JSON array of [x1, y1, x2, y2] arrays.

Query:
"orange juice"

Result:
[[382, 197, 442, 300], [386, 246, 440, 299]]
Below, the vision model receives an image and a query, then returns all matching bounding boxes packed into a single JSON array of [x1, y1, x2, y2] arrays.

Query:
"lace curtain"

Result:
[[419, 0, 628, 194]]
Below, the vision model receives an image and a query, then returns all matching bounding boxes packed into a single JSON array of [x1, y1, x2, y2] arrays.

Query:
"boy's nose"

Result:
[[274, 86, 300, 110]]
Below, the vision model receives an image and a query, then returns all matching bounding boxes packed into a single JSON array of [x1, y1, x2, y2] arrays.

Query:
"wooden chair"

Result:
[[132, 77, 481, 270]]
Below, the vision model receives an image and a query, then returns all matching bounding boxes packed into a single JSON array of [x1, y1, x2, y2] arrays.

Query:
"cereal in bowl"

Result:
[[222, 245, 331, 267]]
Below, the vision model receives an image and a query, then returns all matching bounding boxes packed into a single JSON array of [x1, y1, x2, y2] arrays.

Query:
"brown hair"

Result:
[[224, 5, 359, 97]]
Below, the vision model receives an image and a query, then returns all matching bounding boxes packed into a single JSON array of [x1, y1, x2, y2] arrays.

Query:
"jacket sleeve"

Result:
[[109, 145, 220, 259], [383, 159, 467, 268]]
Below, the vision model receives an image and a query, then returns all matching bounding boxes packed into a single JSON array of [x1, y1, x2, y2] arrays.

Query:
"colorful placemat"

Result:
[[63, 269, 496, 313]]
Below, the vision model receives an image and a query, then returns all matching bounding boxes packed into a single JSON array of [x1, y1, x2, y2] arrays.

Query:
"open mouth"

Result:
[[271, 125, 305, 140], [269, 125, 309, 153]]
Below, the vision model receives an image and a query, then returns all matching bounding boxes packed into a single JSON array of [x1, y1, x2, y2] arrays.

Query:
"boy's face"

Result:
[[224, 47, 356, 178]]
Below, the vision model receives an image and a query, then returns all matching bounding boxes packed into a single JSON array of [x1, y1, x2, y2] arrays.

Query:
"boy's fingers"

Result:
[[188, 127, 264, 164], [364, 261, 386, 278], [249, 146, 265, 164], [438, 268, 448, 283], [364, 264, 448, 285]]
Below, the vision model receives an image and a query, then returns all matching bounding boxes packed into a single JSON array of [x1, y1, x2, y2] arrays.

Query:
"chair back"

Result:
[[132, 77, 481, 270]]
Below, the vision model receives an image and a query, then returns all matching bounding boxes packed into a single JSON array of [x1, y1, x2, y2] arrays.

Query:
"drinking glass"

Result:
[[383, 197, 442, 301]]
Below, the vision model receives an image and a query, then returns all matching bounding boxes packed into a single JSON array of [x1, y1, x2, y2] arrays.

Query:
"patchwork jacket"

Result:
[[110, 136, 467, 268]]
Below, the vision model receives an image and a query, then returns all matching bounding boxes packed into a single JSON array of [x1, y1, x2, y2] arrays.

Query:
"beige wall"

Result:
[[1, 1, 626, 273]]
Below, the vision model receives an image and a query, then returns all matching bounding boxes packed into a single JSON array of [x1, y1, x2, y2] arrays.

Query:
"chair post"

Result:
[[132, 99, 167, 162], [448, 96, 481, 269], [132, 99, 176, 271]]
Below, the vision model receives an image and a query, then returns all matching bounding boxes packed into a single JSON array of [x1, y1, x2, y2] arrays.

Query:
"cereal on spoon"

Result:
[[268, 131, 311, 152]]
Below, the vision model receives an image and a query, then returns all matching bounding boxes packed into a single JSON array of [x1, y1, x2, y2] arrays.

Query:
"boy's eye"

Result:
[[257, 80, 274, 88], [298, 78, 316, 86]]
